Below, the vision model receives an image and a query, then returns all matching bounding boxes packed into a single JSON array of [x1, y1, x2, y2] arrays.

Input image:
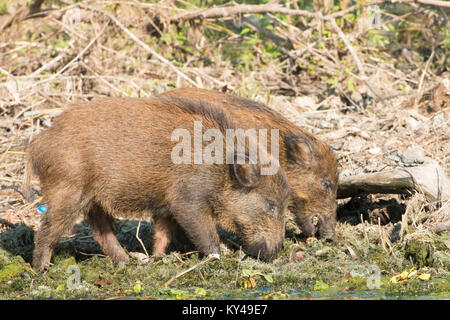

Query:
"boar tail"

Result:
[[22, 155, 34, 203]]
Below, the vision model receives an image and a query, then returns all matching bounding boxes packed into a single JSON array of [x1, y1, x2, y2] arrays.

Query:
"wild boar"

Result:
[[159, 88, 339, 240], [24, 95, 290, 270]]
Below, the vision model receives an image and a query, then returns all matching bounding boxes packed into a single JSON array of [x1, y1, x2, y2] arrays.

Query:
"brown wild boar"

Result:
[[24, 95, 290, 270], [160, 88, 339, 240]]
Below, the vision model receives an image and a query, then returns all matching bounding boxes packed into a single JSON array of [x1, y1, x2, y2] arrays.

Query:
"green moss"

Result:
[[345, 276, 367, 289], [0, 263, 26, 282], [405, 239, 435, 268], [0, 248, 12, 268], [0, 219, 448, 299], [59, 256, 77, 269]]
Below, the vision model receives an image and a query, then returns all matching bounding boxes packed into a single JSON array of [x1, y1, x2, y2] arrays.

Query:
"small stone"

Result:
[[368, 147, 381, 155], [293, 96, 317, 110], [129, 252, 150, 264], [431, 113, 444, 128], [402, 146, 425, 165], [405, 117, 421, 131], [319, 120, 334, 129], [383, 150, 402, 163], [359, 131, 370, 140], [329, 141, 343, 151], [314, 247, 332, 257], [294, 251, 305, 262]]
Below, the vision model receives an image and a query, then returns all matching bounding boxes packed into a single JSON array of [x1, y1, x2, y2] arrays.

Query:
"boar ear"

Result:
[[232, 154, 261, 189], [285, 133, 315, 168]]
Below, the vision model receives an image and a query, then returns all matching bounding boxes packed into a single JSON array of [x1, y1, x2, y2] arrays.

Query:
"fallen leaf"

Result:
[[400, 270, 409, 279], [263, 274, 274, 283], [313, 280, 329, 291], [418, 273, 431, 281], [94, 277, 115, 288], [242, 277, 257, 289], [134, 283, 142, 294], [195, 288, 207, 296], [56, 284, 65, 292], [408, 270, 418, 278]]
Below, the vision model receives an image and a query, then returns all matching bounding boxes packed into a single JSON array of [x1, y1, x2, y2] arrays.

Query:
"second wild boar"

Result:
[[160, 88, 339, 240]]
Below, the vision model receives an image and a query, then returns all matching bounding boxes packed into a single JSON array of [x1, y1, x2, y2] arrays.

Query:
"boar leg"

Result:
[[152, 216, 177, 254], [86, 204, 129, 263], [32, 186, 85, 271], [153, 216, 194, 254], [170, 201, 221, 258]]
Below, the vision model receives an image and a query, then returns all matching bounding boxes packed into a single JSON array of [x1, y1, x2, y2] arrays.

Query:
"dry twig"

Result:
[[136, 220, 150, 258], [164, 254, 218, 287]]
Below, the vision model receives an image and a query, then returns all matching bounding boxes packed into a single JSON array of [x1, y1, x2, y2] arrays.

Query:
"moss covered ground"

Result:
[[0, 215, 448, 300]]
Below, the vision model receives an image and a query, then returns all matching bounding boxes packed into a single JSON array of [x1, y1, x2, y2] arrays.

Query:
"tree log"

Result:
[[337, 158, 449, 202], [337, 170, 415, 199]]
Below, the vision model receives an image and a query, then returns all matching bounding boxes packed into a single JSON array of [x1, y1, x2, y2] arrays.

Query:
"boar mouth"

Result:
[[244, 238, 283, 262], [232, 222, 284, 261]]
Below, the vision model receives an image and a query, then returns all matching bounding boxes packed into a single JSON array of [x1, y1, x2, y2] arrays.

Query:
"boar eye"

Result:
[[321, 180, 332, 191], [265, 199, 277, 214]]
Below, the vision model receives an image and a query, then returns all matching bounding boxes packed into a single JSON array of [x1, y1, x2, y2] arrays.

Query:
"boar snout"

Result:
[[246, 235, 284, 261], [297, 214, 336, 241], [317, 214, 336, 241]]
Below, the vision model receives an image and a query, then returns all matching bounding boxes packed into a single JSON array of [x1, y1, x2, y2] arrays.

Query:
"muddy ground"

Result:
[[0, 1, 449, 299]]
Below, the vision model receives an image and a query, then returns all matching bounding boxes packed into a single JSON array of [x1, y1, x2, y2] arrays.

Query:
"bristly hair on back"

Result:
[[158, 94, 237, 133]]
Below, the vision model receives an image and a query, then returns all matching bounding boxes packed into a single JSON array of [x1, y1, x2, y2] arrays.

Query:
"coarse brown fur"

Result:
[[159, 88, 339, 240], [25, 96, 290, 270]]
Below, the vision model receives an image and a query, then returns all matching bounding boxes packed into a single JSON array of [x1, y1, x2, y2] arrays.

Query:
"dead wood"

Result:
[[338, 169, 416, 199], [337, 158, 450, 203], [168, 1, 389, 23], [166, 0, 449, 24]]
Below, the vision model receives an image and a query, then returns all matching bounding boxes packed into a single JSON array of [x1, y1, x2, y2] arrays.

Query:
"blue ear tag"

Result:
[[37, 205, 48, 213]]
